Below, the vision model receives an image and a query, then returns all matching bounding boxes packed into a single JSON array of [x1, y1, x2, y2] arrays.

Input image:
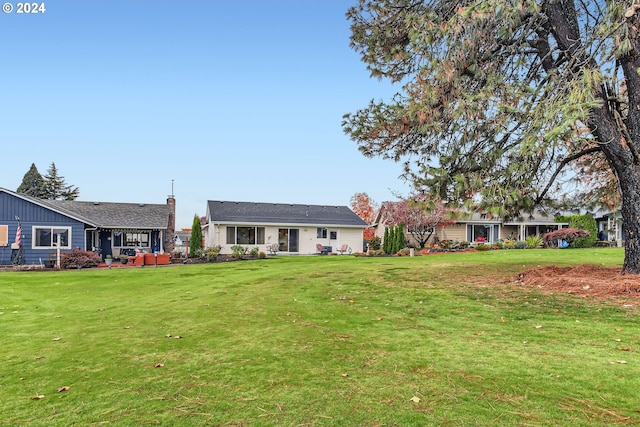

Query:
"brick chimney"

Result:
[[165, 195, 176, 253]]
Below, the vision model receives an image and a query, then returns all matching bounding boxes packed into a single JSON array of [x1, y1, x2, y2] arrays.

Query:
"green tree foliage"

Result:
[[42, 162, 79, 200], [189, 215, 203, 257], [343, 1, 640, 273], [395, 223, 406, 252], [16, 163, 47, 198], [383, 226, 392, 254]]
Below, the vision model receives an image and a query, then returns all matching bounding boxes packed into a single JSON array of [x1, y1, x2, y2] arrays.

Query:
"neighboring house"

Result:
[[434, 212, 568, 244], [202, 200, 367, 255], [0, 187, 175, 266], [172, 229, 191, 255], [373, 205, 568, 247], [594, 210, 624, 245]]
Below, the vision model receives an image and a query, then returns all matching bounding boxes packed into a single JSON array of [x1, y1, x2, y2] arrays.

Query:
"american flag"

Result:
[[14, 224, 21, 247]]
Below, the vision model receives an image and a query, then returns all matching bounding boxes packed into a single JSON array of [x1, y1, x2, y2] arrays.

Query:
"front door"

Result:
[[99, 230, 112, 258]]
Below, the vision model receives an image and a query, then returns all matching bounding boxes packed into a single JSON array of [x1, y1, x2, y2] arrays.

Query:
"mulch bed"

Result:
[[513, 265, 640, 300]]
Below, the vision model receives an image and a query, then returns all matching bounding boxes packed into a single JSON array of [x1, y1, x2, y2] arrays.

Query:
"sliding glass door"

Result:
[[278, 228, 299, 253]]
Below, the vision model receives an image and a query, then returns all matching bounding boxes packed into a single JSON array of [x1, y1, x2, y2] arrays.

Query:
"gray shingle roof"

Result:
[[44, 200, 170, 229], [207, 201, 367, 227]]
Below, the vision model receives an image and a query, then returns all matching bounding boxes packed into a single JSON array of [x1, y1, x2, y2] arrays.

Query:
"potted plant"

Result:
[[119, 254, 129, 265], [105, 254, 113, 266]]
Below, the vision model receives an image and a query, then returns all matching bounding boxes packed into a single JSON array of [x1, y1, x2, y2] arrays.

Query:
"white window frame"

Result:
[[32, 226, 72, 249]]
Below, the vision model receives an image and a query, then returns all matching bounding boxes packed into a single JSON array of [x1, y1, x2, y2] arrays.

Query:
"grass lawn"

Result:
[[1, 248, 638, 426]]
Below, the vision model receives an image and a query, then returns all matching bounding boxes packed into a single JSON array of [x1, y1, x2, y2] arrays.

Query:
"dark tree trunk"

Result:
[[589, 86, 640, 274], [617, 167, 640, 274]]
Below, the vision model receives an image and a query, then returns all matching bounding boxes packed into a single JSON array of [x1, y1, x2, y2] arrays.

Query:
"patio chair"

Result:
[[316, 243, 325, 255], [337, 244, 351, 255]]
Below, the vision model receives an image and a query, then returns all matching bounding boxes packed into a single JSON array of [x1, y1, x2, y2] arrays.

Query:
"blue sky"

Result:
[[1, 1, 411, 228]]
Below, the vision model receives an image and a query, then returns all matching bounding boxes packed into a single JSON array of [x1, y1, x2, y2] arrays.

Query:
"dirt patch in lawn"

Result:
[[514, 265, 640, 302]]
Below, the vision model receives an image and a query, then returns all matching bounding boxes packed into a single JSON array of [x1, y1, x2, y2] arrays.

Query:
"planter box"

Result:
[[143, 253, 171, 265]]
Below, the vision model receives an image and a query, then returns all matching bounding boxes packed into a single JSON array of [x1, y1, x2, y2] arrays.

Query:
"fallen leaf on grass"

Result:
[[57, 386, 70, 392], [154, 363, 165, 368], [52, 337, 61, 341], [410, 396, 421, 403], [341, 373, 349, 377], [618, 347, 631, 351], [174, 335, 182, 339], [30, 395, 45, 400], [500, 317, 508, 323], [534, 325, 543, 329]]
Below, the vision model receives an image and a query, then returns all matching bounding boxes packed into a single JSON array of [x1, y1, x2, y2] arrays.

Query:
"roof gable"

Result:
[[46, 200, 170, 229], [0, 188, 169, 229], [207, 201, 367, 227]]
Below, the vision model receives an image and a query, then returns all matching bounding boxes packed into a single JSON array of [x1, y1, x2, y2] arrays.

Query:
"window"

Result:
[[0, 225, 7, 246], [33, 226, 71, 249], [226, 226, 265, 245], [317, 228, 327, 238], [467, 224, 496, 243], [113, 232, 150, 247], [329, 230, 337, 240]]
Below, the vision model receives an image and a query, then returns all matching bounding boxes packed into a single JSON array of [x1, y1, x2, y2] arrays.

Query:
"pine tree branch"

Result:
[[536, 146, 602, 204]]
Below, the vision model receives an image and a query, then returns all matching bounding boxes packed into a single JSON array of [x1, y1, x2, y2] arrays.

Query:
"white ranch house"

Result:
[[202, 200, 367, 255]]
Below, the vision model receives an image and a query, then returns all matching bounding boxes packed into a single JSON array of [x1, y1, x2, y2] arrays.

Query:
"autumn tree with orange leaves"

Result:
[[350, 192, 378, 241]]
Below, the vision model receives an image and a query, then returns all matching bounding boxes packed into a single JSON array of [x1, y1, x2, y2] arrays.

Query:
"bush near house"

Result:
[[556, 214, 597, 248], [543, 228, 591, 248], [60, 249, 102, 269]]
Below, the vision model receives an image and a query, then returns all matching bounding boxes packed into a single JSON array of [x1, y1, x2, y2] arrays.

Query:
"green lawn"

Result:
[[1, 248, 638, 426]]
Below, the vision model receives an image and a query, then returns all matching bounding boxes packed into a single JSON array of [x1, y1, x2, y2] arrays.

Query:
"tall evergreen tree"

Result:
[[395, 223, 406, 252], [43, 162, 79, 200], [16, 163, 47, 198], [189, 215, 203, 257], [383, 227, 391, 254], [343, 1, 640, 274], [388, 226, 397, 254]]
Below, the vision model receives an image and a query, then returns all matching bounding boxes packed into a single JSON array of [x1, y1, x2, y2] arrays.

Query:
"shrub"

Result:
[[556, 214, 597, 248], [368, 236, 382, 250], [204, 246, 221, 261], [514, 241, 528, 249], [258, 251, 266, 259], [493, 240, 504, 249], [475, 243, 490, 251], [397, 248, 411, 256], [191, 248, 204, 259], [60, 249, 102, 269], [543, 228, 590, 247], [439, 240, 454, 250], [525, 235, 543, 249], [230, 245, 248, 259], [503, 239, 516, 249], [459, 241, 470, 249], [249, 247, 260, 258]]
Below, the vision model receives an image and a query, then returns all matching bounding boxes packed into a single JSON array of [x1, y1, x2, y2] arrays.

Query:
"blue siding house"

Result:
[[0, 188, 176, 266]]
